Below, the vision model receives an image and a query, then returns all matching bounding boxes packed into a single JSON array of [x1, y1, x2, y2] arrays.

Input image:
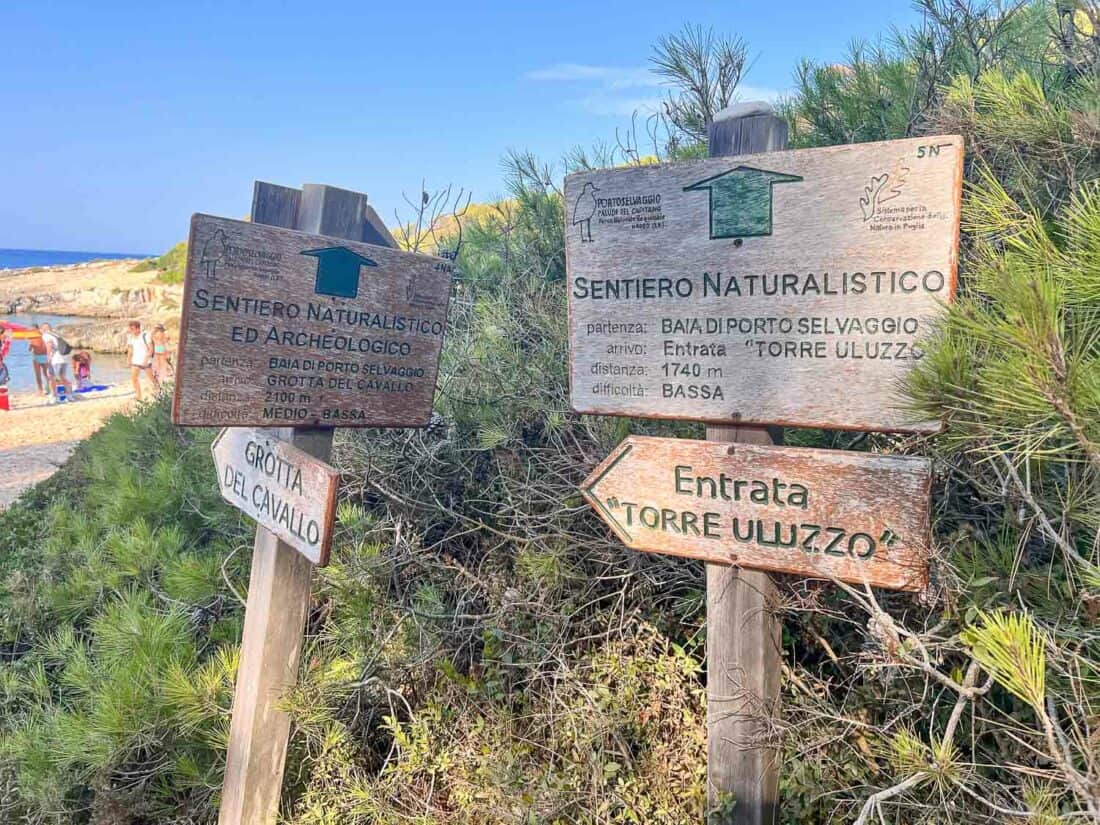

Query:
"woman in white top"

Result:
[[126, 320, 160, 402]]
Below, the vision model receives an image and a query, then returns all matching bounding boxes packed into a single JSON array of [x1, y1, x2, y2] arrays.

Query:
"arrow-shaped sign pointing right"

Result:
[[211, 428, 340, 565]]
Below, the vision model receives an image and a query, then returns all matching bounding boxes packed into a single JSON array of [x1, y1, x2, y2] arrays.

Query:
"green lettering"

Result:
[[674, 465, 693, 495], [750, 480, 769, 505]]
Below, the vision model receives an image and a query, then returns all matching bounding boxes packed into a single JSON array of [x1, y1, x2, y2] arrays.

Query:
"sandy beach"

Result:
[[0, 386, 141, 509], [2, 256, 183, 509]]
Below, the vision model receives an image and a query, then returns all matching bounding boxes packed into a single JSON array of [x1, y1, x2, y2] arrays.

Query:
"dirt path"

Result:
[[0, 386, 141, 509]]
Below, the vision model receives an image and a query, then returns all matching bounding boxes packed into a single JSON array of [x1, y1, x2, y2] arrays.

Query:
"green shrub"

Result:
[[131, 241, 187, 284], [0, 400, 248, 822]]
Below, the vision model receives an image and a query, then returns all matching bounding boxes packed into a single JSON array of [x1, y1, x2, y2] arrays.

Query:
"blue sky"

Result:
[[0, 1, 921, 254]]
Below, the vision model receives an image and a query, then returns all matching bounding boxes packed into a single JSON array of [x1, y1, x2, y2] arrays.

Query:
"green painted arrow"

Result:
[[300, 246, 378, 299], [683, 165, 803, 239]]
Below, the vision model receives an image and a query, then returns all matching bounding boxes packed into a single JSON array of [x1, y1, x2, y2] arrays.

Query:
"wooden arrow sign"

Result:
[[211, 427, 339, 565], [582, 436, 932, 591]]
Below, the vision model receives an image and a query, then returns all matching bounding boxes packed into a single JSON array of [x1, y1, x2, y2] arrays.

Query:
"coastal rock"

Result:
[[0, 258, 183, 353], [1, 283, 180, 317], [59, 316, 181, 354]]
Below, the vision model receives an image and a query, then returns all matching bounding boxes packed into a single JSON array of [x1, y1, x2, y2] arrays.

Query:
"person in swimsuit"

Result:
[[0, 328, 11, 388], [27, 333, 50, 395], [0, 328, 10, 409], [71, 350, 93, 390], [151, 324, 172, 382]]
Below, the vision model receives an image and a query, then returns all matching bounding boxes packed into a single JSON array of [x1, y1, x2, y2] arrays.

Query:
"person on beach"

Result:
[[151, 324, 172, 382], [71, 350, 93, 390], [0, 328, 10, 411], [39, 322, 73, 401], [0, 328, 11, 387], [27, 334, 50, 395], [126, 320, 159, 401]]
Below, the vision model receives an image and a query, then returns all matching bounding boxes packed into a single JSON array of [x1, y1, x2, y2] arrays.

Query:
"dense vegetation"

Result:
[[1, 2, 1098, 823], [130, 241, 187, 284]]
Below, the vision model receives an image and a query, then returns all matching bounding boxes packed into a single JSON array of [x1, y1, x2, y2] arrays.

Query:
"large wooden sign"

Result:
[[173, 214, 452, 427], [582, 436, 931, 591], [211, 427, 339, 565], [566, 135, 963, 432]]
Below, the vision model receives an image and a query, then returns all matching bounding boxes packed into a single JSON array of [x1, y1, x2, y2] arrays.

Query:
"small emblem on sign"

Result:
[[571, 181, 599, 243], [683, 165, 802, 239], [300, 246, 378, 299], [406, 281, 443, 309], [859, 159, 910, 221], [201, 229, 228, 278]]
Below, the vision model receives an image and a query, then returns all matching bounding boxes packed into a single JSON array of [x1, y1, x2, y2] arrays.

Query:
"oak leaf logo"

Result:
[[860, 159, 909, 221]]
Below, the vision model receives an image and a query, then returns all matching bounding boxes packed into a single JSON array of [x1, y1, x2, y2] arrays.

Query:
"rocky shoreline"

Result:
[[0, 258, 183, 353]]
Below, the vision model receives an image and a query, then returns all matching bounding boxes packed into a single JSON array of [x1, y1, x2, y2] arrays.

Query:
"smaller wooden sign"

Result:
[[174, 214, 452, 428], [211, 428, 339, 565], [582, 436, 932, 591]]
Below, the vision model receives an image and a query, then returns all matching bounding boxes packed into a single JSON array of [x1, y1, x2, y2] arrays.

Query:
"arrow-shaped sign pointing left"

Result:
[[581, 436, 932, 592]]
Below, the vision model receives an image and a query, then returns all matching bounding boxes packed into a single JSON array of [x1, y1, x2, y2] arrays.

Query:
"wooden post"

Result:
[[218, 182, 396, 825], [705, 104, 789, 825]]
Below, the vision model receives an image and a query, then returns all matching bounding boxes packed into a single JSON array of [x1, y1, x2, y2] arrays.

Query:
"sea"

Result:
[[0, 247, 150, 270], [2, 248, 152, 393]]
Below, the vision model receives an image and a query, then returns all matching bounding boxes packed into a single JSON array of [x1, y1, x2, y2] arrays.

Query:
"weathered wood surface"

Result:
[[211, 427, 339, 565], [582, 435, 932, 591], [565, 134, 963, 432], [298, 183, 394, 248], [173, 213, 451, 428], [707, 559, 780, 825], [705, 110, 787, 825], [219, 182, 376, 825]]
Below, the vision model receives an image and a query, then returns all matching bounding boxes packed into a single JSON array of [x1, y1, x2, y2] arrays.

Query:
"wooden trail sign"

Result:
[[173, 213, 452, 428], [217, 182, 404, 825], [211, 428, 339, 565], [582, 435, 932, 591], [565, 134, 963, 432]]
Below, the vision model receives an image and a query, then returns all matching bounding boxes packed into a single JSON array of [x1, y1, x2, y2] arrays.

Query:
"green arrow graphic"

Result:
[[683, 165, 803, 239], [300, 246, 378, 299]]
